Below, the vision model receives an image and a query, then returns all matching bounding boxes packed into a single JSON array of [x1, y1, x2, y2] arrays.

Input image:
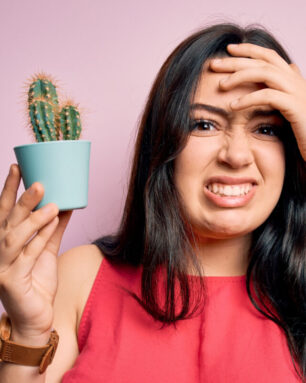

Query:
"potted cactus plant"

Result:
[[14, 73, 91, 211]]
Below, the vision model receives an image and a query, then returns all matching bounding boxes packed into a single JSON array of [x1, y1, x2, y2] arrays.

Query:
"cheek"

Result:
[[174, 139, 212, 191], [256, 143, 285, 190]]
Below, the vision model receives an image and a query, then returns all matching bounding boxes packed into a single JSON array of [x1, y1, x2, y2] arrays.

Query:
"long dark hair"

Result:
[[92, 22, 306, 379]]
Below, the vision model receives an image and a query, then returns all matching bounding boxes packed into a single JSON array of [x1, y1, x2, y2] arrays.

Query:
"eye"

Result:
[[254, 124, 283, 138], [190, 119, 218, 132]]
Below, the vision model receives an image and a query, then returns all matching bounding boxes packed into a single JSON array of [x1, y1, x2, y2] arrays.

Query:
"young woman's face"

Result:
[[174, 60, 286, 239]]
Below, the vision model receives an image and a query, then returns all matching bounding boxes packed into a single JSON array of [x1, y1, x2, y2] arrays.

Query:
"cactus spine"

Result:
[[27, 74, 82, 142]]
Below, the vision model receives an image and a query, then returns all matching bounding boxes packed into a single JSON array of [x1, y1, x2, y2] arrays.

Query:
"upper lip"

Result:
[[205, 176, 258, 186]]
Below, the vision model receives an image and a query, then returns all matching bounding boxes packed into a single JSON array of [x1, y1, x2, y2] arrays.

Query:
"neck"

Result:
[[187, 234, 252, 277]]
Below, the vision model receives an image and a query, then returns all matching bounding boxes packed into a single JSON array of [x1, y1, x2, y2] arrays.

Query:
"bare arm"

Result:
[[0, 244, 103, 383], [45, 244, 103, 382], [0, 247, 79, 383]]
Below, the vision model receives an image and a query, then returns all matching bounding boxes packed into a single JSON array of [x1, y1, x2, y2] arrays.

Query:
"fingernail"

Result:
[[41, 204, 54, 214], [29, 185, 36, 194], [212, 59, 221, 64]]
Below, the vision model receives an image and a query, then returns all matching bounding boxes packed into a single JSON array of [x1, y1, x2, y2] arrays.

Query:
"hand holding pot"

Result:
[[0, 164, 73, 340]]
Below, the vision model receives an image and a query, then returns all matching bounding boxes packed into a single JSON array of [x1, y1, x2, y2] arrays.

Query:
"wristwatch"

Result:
[[0, 312, 59, 374]]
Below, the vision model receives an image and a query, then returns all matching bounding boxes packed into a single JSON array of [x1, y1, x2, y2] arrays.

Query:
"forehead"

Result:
[[192, 61, 278, 120]]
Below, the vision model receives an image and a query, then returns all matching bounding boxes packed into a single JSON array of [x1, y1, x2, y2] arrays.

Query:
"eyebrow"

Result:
[[190, 103, 284, 120]]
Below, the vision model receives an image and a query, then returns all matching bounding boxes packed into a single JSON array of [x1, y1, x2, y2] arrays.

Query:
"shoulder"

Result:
[[45, 244, 104, 382], [57, 243, 103, 286]]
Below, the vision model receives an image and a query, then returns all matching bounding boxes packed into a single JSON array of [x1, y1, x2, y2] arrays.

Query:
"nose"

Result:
[[217, 129, 254, 169]]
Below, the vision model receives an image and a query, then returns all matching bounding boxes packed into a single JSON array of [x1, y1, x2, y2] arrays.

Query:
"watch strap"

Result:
[[0, 313, 59, 374]]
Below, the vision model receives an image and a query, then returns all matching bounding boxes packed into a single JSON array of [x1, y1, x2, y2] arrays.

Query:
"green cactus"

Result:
[[59, 103, 82, 140], [27, 73, 82, 142], [28, 77, 59, 106], [29, 99, 58, 142]]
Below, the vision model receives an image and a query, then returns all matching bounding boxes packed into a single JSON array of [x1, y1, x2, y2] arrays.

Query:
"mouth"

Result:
[[205, 182, 254, 197], [204, 177, 258, 207]]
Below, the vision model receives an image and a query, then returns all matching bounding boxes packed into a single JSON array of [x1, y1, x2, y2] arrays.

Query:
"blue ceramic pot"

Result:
[[14, 140, 91, 211]]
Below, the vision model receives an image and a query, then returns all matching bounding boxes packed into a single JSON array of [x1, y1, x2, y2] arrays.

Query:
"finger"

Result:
[[0, 164, 21, 225], [210, 56, 265, 72], [43, 210, 73, 255], [226, 43, 290, 71], [16, 216, 59, 273], [230, 88, 295, 120], [218, 67, 294, 93], [1, 181, 46, 234], [290, 63, 303, 76], [0, 203, 59, 271]]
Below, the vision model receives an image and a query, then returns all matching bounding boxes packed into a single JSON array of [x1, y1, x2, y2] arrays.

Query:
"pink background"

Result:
[[0, 1, 305, 313]]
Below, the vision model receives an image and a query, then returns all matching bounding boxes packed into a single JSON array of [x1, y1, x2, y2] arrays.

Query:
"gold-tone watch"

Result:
[[0, 312, 59, 374]]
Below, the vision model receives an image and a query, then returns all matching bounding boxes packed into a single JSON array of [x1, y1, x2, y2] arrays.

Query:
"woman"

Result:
[[0, 22, 305, 382]]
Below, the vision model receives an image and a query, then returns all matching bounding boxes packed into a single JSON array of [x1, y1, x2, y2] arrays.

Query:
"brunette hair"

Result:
[[92, 22, 306, 379]]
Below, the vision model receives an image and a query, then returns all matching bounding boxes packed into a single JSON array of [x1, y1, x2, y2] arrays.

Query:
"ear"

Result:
[[289, 63, 302, 75]]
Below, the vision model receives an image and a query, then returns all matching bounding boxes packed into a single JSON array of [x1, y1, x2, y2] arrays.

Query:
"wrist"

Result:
[[11, 327, 52, 347], [0, 313, 59, 374]]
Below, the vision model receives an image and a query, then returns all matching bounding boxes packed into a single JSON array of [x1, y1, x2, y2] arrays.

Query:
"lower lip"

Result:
[[203, 185, 256, 207]]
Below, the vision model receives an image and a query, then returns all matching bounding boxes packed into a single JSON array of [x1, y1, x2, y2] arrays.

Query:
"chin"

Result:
[[193, 216, 258, 239], [205, 225, 253, 239]]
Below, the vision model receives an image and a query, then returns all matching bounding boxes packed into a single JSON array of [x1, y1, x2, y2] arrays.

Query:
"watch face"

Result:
[[0, 314, 11, 341], [0, 339, 3, 362], [0, 313, 11, 341]]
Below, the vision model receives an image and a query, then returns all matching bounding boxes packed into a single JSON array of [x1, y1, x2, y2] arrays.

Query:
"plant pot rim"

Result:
[[14, 140, 91, 150]]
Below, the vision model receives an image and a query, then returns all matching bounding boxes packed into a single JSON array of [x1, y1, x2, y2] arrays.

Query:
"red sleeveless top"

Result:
[[61, 256, 301, 382]]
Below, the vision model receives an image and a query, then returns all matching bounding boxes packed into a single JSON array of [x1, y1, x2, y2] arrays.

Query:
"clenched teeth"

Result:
[[207, 183, 252, 197]]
